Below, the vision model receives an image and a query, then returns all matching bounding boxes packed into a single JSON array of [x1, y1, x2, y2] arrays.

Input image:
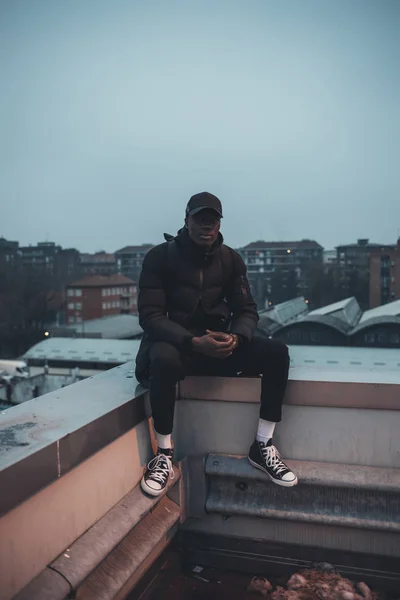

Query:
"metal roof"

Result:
[[271, 297, 361, 335], [359, 299, 400, 323], [63, 314, 143, 339], [259, 297, 309, 327], [24, 338, 141, 365], [276, 313, 350, 335], [308, 297, 362, 329], [350, 315, 400, 336], [300, 314, 350, 334], [309, 297, 354, 316], [348, 300, 400, 335]]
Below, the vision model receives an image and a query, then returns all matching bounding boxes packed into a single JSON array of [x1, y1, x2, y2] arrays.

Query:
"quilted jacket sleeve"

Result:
[[138, 244, 194, 350], [226, 250, 259, 342]]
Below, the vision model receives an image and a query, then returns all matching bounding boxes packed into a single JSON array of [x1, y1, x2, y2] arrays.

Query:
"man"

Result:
[[136, 192, 297, 496]]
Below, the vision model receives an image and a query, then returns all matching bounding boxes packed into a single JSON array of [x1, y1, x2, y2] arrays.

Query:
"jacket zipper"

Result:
[[187, 267, 204, 325], [199, 268, 204, 300], [240, 275, 248, 297]]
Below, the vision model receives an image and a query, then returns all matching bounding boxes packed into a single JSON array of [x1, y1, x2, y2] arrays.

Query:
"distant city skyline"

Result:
[[2, 232, 399, 255], [1, 0, 399, 252]]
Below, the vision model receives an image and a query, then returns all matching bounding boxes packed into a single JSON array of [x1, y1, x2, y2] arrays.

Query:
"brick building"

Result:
[[115, 244, 154, 281], [65, 275, 137, 325], [369, 239, 400, 308], [336, 239, 395, 309]]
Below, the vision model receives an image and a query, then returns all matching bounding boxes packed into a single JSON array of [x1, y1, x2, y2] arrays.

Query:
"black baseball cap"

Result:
[[185, 192, 223, 218]]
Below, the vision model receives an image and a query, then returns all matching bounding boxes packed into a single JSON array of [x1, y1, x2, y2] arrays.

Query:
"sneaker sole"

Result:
[[140, 476, 166, 497], [248, 457, 298, 487]]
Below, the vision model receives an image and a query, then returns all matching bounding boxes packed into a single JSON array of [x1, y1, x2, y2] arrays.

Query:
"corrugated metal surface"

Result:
[[24, 338, 141, 365]]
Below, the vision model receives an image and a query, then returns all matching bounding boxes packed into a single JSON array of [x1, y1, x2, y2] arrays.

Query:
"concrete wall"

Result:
[[175, 376, 400, 469], [0, 424, 151, 600]]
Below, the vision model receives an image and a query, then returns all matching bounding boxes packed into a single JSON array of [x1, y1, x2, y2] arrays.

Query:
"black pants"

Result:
[[148, 336, 290, 435]]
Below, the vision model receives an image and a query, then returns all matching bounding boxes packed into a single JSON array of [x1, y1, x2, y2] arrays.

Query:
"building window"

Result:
[[75, 303, 82, 310], [67, 289, 74, 297], [102, 302, 107, 310], [75, 289, 82, 297], [102, 289, 106, 296], [68, 316, 75, 324], [68, 303, 75, 309]]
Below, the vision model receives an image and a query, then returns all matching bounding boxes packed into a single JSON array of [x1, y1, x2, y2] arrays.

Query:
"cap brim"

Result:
[[187, 206, 223, 217]]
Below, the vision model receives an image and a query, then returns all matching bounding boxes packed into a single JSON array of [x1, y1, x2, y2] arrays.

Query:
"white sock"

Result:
[[155, 431, 172, 450], [256, 419, 276, 443]]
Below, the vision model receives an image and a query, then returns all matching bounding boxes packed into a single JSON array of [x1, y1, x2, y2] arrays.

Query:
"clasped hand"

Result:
[[192, 330, 239, 359]]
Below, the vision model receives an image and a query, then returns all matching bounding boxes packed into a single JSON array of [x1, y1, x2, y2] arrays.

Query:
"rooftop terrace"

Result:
[[0, 347, 399, 599]]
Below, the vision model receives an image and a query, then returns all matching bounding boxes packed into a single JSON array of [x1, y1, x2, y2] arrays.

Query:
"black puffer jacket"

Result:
[[135, 227, 258, 384]]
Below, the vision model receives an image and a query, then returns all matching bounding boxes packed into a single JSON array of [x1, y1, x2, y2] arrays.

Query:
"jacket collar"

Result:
[[165, 227, 223, 266]]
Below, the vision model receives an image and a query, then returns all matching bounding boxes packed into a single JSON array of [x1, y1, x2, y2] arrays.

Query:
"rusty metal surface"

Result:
[[205, 455, 400, 533], [206, 454, 400, 492], [0, 362, 146, 516]]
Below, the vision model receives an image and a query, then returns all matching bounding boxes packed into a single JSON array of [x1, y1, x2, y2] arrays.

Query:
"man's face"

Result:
[[186, 209, 221, 248]]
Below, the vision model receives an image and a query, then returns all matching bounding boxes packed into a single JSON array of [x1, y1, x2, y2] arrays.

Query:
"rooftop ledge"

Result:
[[0, 358, 399, 517]]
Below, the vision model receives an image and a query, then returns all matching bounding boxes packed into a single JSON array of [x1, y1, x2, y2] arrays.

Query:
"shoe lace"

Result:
[[261, 444, 288, 476], [146, 453, 175, 485]]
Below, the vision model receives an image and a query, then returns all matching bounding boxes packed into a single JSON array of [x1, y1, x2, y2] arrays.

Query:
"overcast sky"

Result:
[[1, 0, 399, 252]]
